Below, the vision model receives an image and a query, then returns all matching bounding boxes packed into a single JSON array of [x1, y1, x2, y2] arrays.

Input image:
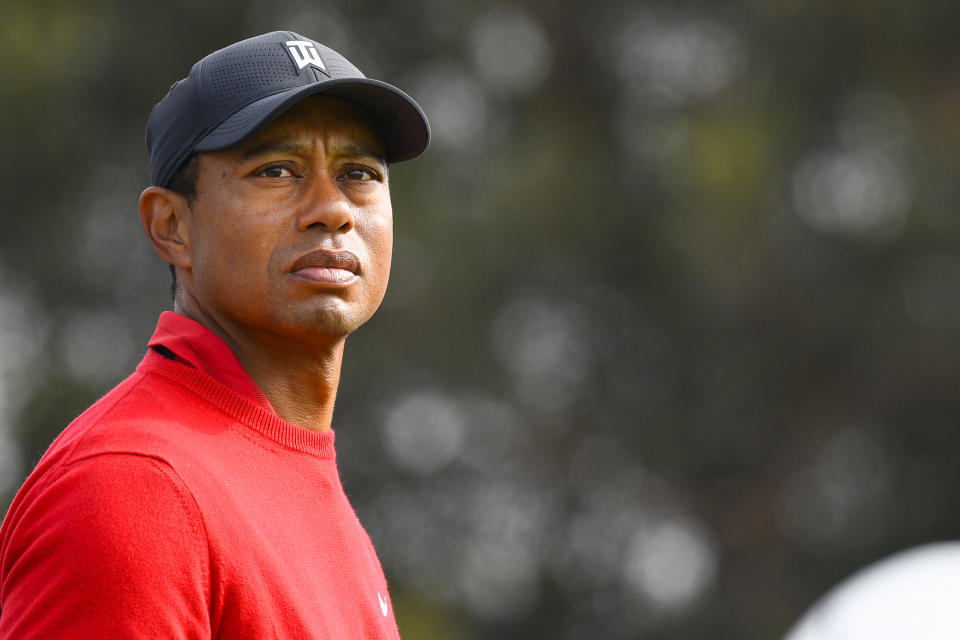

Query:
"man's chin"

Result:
[[258, 293, 382, 343], [292, 307, 373, 341]]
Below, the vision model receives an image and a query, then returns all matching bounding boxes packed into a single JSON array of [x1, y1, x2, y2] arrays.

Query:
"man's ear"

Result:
[[139, 186, 192, 270]]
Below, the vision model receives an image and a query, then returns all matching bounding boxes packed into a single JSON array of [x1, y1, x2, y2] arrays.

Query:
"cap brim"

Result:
[[194, 77, 430, 163]]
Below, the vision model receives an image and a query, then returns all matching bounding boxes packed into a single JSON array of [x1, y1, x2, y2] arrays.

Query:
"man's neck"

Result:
[[173, 301, 345, 432], [235, 340, 345, 432]]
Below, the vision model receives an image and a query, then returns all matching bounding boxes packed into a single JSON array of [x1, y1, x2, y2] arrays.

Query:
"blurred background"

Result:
[[1, 0, 959, 638]]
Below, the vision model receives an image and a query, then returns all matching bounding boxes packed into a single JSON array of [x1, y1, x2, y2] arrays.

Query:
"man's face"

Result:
[[179, 96, 393, 347]]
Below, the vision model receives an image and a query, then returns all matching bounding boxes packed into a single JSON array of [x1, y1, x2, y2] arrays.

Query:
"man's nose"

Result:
[[295, 173, 355, 233]]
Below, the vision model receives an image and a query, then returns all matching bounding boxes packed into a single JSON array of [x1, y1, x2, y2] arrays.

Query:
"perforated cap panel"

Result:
[[206, 44, 296, 114]]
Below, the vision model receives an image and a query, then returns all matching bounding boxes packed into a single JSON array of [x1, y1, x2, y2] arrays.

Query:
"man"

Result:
[[0, 31, 429, 639]]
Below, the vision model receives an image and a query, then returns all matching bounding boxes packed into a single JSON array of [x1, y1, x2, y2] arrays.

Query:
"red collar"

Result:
[[147, 311, 276, 414]]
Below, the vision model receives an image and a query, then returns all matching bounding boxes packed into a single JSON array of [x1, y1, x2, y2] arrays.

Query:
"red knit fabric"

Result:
[[0, 344, 400, 638], [148, 310, 276, 413]]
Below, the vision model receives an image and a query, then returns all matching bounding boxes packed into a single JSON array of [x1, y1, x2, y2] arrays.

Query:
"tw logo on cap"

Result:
[[285, 40, 327, 74]]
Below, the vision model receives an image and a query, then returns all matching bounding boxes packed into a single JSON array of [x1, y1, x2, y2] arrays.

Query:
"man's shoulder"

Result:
[[32, 353, 233, 488], [0, 437, 212, 639], [2, 356, 228, 541]]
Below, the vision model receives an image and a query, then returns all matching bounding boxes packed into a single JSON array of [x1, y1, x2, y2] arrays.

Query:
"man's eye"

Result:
[[341, 167, 378, 182], [260, 165, 292, 178]]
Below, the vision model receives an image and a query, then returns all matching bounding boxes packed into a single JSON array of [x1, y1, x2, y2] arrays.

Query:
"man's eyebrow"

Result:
[[241, 139, 386, 164], [242, 139, 308, 159], [338, 142, 387, 164]]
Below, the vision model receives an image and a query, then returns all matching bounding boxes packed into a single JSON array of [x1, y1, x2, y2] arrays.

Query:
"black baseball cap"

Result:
[[146, 31, 430, 187]]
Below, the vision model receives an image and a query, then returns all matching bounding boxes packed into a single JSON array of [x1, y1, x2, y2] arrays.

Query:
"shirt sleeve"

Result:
[[0, 453, 211, 640]]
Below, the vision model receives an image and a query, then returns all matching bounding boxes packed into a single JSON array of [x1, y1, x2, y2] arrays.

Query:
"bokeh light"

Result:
[[469, 7, 552, 97], [489, 296, 592, 414], [381, 389, 466, 474], [611, 11, 745, 107], [409, 65, 488, 150], [622, 515, 718, 612]]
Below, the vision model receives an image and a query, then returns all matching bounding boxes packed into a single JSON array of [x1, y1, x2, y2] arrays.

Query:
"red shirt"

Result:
[[0, 314, 400, 639]]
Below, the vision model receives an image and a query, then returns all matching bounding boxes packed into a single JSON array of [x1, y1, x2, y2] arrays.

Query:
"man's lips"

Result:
[[290, 250, 360, 285]]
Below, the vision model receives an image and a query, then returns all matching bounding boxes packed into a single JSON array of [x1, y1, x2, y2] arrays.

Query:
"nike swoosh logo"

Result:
[[378, 591, 389, 617]]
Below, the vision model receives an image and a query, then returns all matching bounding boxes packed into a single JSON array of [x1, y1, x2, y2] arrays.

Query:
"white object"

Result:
[[784, 542, 960, 640]]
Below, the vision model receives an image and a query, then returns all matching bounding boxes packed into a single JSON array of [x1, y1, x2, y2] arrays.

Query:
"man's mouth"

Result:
[[290, 250, 360, 285]]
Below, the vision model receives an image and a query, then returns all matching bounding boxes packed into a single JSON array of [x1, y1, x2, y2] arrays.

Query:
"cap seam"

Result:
[[195, 58, 214, 129]]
